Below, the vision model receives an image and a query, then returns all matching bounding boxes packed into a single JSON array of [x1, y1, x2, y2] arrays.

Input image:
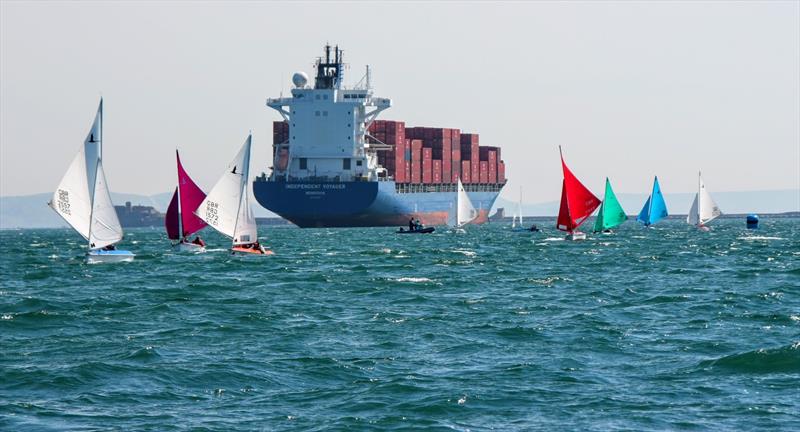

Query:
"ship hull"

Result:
[[253, 180, 502, 228]]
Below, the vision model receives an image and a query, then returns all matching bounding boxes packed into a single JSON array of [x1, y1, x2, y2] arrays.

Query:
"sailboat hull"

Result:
[[86, 249, 135, 264], [174, 241, 206, 253], [565, 232, 587, 241], [231, 246, 275, 256]]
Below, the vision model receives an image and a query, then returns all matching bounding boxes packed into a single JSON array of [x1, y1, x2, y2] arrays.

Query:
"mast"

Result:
[[87, 100, 103, 249], [697, 171, 701, 224], [647, 176, 657, 226], [176, 150, 183, 239], [232, 134, 252, 246]]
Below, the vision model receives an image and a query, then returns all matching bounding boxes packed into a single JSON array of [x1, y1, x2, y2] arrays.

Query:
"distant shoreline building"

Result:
[[114, 201, 164, 227]]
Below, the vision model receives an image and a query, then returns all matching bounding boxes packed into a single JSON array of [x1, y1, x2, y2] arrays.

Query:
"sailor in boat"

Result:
[[236, 241, 269, 254], [408, 218, 415, 231], [191, 236, 206, 247], [529, 224, 541, 232], [102, 244, 116, 251], [415, 219, 422, 230]]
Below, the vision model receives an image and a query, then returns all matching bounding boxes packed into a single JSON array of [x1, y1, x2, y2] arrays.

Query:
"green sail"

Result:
[[593, 178, 628, 232]]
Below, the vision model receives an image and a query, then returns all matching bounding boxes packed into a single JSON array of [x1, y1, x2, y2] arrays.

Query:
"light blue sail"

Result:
[[636, 176, 668, 226]]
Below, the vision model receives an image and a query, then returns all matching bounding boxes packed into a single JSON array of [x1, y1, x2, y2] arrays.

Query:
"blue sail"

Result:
[[636, 196, 651, 225], [649, 177, 668, 225], [637, 176, 668, 226]]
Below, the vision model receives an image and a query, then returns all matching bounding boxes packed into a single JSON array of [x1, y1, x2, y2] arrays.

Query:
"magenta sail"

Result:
[[165, 188, 180, 240], [176, 151, 207, 238]]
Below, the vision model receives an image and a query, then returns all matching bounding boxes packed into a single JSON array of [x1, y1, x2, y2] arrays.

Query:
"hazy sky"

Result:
[[2, 1, 798, 205]]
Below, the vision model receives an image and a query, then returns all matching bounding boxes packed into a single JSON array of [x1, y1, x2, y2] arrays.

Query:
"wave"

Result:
[[697, 342, 800, 374]]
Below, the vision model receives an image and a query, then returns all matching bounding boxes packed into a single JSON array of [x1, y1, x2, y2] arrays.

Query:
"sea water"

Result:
[[1, 219, 798, 430]]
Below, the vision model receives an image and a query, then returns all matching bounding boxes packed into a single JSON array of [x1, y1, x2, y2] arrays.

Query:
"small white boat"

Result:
[[687, 171, 722, 231], [196, 134, 274, 256], [87, 249, 135, 264], [174, 240, 206, 253], [511, 186, 530, 232], [565, 231, 587, 241], [49, 99, 134, 263]]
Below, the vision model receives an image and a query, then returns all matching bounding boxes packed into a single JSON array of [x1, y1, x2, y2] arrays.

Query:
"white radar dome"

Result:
[[292, 71, 308, 88]]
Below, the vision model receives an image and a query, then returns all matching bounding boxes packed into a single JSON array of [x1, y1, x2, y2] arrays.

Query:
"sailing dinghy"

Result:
[[448, 179, 478, 228], [165, 150, 208, 251], [48, 99, 134, 263], [636, 176, 668, 227], [195, 134, 273, 256], [593, 177, 627, 233], [687, 172, 721, 231], [511, 187, 529, 232], [556, 147, 601, 241]]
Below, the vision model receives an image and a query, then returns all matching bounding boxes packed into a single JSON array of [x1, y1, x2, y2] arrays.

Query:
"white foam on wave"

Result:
[[452, 249, 476, 257], [543, 237, 564, 242], [738, 236, 785, 241], [394, 277, 432, 283]]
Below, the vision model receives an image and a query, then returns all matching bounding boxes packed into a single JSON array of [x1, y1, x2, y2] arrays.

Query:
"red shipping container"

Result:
[[411, 139, 422, 183], [394, 145, 406, 183], [405, 160, 411, 183], [461, 160, 471, 183], [471, 155, 480, 182], [452, 161, 461, 183], [479, 161, 489, 183], [422, 158, 433, 184], [433, 160, 442, 184], [498, 161, 505, 184], [488, 166, 497, 184], [423, 147, 432, 161], [451, 129, 461, 144]]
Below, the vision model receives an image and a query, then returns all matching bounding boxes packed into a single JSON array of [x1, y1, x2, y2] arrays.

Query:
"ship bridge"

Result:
[[266, 44, 391, 183]]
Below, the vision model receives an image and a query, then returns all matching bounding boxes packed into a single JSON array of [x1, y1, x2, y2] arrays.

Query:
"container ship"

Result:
[[253, 45, 506, 228]]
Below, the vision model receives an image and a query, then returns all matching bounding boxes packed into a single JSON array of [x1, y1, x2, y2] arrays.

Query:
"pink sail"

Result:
[[165, 188, 180, 240], [176, 151, 208, 238]]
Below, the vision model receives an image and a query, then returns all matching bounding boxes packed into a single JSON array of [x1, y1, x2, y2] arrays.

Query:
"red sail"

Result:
[[176, 151, 208, 238], [556, 180, 573, 231], [557, 151, 600, 232], [165, 188, 180, 240]]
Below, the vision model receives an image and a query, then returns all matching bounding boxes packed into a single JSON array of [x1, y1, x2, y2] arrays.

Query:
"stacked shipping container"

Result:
[[275, 119, 506, 186]]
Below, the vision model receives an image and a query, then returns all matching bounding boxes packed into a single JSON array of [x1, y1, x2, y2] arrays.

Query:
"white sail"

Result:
[[456, 179, 477, 227], [50, 146, 93, 239], [686, 194, 699, 225], [49, 100, 103, 241], [196, 135, 252, 240], [88, 159, 123, 249], [233, 186, 258, 245], [698, 175, 722, 224]]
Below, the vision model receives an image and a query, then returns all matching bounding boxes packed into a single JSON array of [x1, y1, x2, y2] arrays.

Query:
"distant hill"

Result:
[[2, 189, 796, 229], [0, 191, 277, 229]]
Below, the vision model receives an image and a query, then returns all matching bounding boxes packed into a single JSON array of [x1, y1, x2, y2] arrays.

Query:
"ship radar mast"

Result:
[[314, 44, 344, 90]]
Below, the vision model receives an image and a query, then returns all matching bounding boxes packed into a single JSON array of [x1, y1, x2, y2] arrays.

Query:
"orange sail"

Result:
[[556, 148, 600, 232]]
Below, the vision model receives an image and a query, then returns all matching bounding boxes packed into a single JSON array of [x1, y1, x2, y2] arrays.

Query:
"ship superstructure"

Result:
[[254, 44, 506, 228], [266, 44, 390, 183]]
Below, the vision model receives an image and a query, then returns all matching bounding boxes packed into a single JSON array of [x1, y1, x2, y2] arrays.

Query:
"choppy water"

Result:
[[1, 218, 799, 431]]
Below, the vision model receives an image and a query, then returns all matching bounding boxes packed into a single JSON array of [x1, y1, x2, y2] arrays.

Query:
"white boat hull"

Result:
[[566, 231, 587, 241], [86, 249, 135, 264], [174, 241, 206, 252]]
